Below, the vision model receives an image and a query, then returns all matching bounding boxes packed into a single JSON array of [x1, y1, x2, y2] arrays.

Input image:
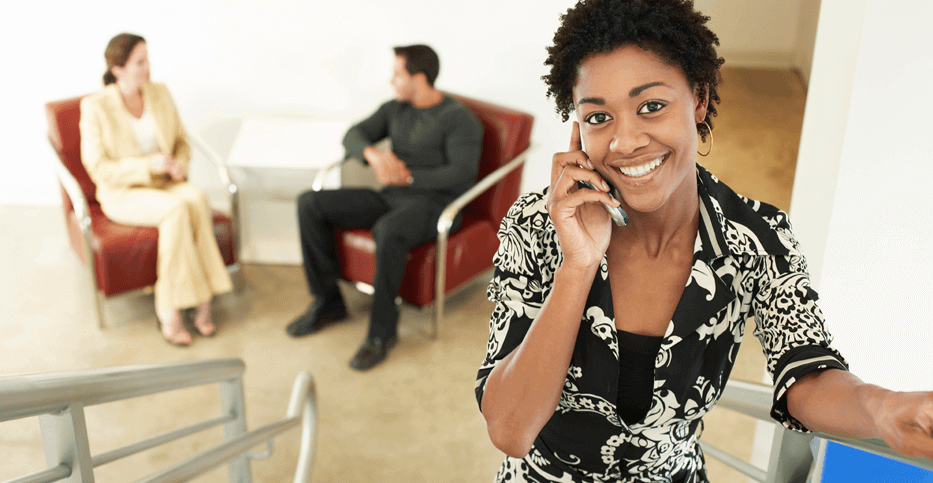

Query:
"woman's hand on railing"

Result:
[[787, 368, 933, 461], [869, 390, 933, 460]]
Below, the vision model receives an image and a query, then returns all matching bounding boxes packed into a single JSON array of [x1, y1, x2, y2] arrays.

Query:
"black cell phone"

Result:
[[578, 180, 629, 226], [577, 131, 629, 227]]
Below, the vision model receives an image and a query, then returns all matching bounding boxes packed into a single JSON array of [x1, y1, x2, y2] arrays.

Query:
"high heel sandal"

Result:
[[193, 301, 216, 337], [156, 308, 192, 346]]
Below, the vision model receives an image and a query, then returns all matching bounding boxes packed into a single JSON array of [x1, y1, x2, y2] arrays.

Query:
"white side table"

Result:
[[226, 117, 351, 264]]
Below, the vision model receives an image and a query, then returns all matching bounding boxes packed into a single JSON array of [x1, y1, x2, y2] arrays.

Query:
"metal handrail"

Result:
[[0, 358, 317, 483], [705, 379, 933, 482], [132, 373, 317, 483], [0, 359, 244, 422], [5, 466, 71, 483]]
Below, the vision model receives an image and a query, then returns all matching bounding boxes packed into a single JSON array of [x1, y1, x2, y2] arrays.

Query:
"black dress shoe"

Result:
[[286, 299, 348, 337], [349, 335, 398, 371]]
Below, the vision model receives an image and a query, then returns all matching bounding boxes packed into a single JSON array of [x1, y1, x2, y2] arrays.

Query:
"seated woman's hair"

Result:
[[543, 0, 724, 140], [103, 33, 146, 86]]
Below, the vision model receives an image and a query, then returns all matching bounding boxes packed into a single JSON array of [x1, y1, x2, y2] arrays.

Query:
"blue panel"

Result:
[[820, 441, 933, 483]]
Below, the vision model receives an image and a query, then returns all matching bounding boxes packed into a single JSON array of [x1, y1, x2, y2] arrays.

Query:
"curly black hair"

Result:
[[543, 0, 724, 140]]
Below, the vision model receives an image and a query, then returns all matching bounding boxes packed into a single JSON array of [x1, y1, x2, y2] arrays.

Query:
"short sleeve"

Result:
[[751, 218, 848, 432], [475, 190, 556, 412]]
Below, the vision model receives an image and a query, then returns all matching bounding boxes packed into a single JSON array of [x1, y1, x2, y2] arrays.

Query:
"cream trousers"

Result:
[[101, 181, 233, 309]]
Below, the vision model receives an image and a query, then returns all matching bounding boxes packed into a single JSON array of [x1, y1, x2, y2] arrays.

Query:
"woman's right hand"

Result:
[[151, 153, 186, 181], [546, 121, 621, 271]]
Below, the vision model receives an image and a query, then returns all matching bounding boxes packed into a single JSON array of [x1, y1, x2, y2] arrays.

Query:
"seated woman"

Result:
[[79, 33, 232, 346], [476, 0, 933, 481]]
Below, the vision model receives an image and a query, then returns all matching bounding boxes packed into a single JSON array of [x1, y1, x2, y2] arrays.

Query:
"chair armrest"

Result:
[[188, 133, 241, 262], [435, 144, 536, 237], [51, 155, 92, 234], [429, 143, 535, 339], [187, 133, 238, 198], [311, 158, 351, 192], [51, 151, 100, 313]]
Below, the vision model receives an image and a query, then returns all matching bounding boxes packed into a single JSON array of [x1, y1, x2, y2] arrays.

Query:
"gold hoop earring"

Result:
[[697, 121, 713, 157]]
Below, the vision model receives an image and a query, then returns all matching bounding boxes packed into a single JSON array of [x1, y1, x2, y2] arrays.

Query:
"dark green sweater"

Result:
[[342, 96, 484, 203]]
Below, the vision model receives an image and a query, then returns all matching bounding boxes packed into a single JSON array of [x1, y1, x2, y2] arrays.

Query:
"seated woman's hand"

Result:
[[546, 121, 621, 272], [166, 158, 186, 181], [150, 153, 186, 181]]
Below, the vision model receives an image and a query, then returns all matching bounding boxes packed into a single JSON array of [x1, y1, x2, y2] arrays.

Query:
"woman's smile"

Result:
[[617, 154, 665, 178], [573, 44, 706, 216]]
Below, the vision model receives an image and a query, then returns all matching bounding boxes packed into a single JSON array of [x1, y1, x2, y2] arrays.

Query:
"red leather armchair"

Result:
[[311, 94, 534, 338], [45, 96, 240, 329]]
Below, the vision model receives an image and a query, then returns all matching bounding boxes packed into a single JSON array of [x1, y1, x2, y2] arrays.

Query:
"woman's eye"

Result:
[[584, 112, 612, 125], [638, 101, 666, 114]]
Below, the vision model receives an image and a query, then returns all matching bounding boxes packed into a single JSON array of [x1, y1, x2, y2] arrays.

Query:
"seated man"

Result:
[[288, 44, 484, 371]]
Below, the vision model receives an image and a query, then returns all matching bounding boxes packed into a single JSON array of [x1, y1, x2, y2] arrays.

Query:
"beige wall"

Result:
[[793, 0, 823, 84], [697, 0, 813, 69]]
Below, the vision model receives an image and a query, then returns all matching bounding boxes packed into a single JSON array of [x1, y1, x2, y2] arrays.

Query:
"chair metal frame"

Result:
[[51, 133, 242, 329], [0, 358, 316, 483], [310, 143, 534, 339], [702, 379, 933, 482]]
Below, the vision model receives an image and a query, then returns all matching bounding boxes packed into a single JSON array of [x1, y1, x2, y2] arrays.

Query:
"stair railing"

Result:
[[0, 358, 316, 483]]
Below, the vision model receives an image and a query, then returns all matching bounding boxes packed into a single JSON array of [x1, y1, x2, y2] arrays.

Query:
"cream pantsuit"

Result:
[[79, 82, 232, 309]]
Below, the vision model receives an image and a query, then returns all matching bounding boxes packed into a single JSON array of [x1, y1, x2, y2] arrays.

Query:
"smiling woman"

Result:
[[573, 45, 705, 218], [474, 0, 933, 482]]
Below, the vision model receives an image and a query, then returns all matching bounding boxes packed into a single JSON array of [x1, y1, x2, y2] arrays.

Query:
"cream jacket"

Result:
[[79, 82, 191, 206]]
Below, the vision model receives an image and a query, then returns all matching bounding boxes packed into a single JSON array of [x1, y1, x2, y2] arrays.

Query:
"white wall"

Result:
[[3, 0, 813, 207], [791, 0, 933, 392]]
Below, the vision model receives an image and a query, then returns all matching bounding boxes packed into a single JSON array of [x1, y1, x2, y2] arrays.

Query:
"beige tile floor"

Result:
[[0, 66, 806, 482]]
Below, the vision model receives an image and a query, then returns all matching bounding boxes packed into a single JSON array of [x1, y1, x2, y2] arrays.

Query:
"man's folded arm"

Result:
[[342, 101, 394, 163]]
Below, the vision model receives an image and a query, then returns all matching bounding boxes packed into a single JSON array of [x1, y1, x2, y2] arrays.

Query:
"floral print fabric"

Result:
[[475, 165, 848, 482]]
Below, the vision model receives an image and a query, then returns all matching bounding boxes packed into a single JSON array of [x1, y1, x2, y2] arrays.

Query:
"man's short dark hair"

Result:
[[393, 44, 440, 87]]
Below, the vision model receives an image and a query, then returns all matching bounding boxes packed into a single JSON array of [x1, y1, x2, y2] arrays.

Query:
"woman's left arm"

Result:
[[786, 368, 933, 459], [150, 83, 190, 173]]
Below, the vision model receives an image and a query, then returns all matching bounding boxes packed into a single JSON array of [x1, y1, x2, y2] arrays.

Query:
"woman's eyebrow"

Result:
[[577, 97, 605, 107], [577, 82, 667, 107], [630, 82, 665, 97]]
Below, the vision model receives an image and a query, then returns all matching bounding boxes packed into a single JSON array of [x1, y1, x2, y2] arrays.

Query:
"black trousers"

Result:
[[296, 187, 453, 340]]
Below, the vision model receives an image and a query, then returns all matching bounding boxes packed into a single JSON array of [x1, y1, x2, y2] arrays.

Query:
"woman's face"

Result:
[[112, 41, 150, 91], [573, 44, 706, 217]]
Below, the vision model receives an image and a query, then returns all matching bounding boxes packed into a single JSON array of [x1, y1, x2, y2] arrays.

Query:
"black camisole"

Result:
[[616, 330, 664, 425]]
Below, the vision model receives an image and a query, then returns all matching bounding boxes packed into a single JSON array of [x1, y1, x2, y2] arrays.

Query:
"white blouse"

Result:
[[130, 108, 159, 155]]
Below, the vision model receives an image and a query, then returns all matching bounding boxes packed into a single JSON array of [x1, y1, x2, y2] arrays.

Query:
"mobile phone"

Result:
[[578, 180, 630, 226], [576, 131, 629, 227]]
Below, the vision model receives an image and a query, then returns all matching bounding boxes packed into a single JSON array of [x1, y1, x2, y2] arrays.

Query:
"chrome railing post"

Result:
[[38, 403, 93, 482], [286, 372, 317, 483], [220, 378, 251, 483], [765, 426, 815, 483]]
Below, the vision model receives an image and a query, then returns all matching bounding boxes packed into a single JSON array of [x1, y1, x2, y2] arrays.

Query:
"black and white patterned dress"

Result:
[[475, 165, 848, 482]]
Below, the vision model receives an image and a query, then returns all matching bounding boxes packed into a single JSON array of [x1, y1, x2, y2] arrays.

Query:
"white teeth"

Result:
[[618, 156, 665, 177]]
